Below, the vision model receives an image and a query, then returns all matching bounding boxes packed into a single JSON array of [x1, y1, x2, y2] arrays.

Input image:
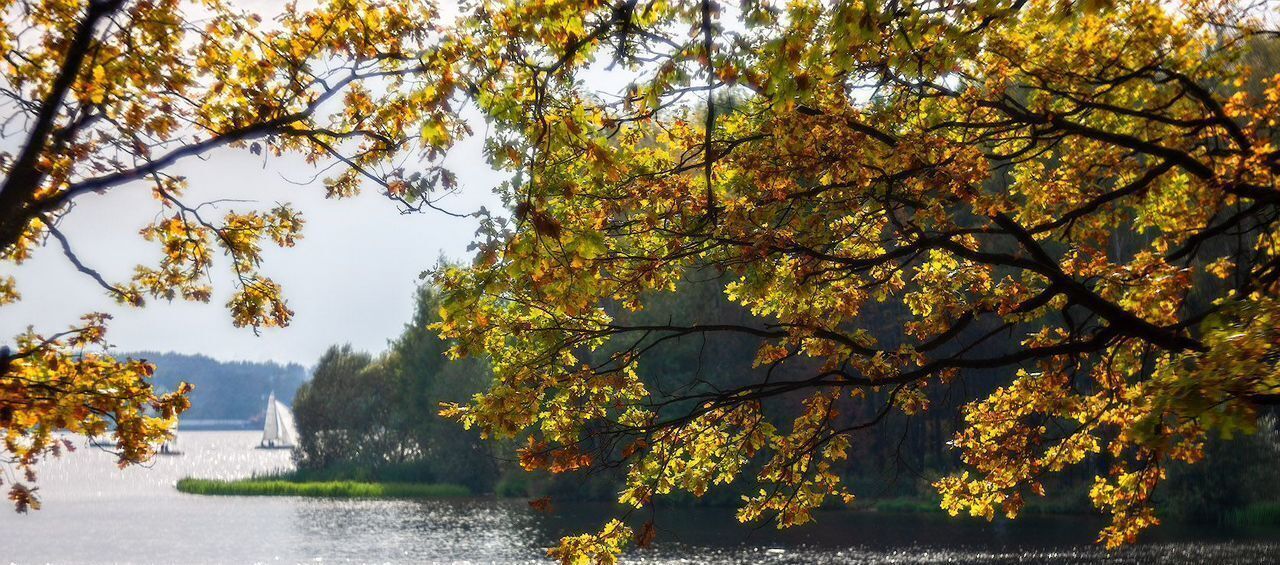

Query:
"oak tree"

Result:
[[6, 1, 1280, 561], [0, 0, 463, 509], [431, 0, 1280, 561]]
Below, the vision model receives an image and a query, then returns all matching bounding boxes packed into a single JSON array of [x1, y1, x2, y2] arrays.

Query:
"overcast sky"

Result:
[[0, 0, 521, 366], [0, 114, 506, 366], [0, 0, 648, 367]]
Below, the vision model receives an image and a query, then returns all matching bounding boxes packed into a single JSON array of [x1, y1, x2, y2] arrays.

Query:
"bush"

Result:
[[495, 473, 531, 498], [872, 497, 940, 513]]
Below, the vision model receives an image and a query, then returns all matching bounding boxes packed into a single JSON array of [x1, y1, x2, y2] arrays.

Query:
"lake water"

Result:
[[2, 431, 1278, 564]]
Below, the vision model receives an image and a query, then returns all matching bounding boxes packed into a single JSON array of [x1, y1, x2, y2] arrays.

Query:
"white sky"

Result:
[[0, 0, 652, 367], [0, 0, 519, 366], [0, 128, 505, 365]]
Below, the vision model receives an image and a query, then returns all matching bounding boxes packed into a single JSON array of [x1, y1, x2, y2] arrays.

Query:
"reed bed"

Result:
[[176, 478, 469, 499], [1226, 502, 1280, 527]]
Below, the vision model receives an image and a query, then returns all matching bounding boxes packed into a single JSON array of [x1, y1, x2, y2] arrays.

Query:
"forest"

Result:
[[132, 352, 307, 422]]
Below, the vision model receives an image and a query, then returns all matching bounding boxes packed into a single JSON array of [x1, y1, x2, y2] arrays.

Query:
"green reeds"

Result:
[[176, 477, 469, 499], [1225, 502, 1280, 527]]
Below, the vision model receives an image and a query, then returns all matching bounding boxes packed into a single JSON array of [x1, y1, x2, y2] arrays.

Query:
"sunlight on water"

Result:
[[1, 431, 1277, 564], [31, 431, 294, 501]]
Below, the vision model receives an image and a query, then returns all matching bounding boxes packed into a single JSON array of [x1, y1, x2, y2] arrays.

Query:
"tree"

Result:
[[293, 345, 415, 469], [389, 284, 497, 490], [292, 285, 498, 491], [431, 0, 1280, 560], [8, 1, 1280, 560], [0, 0, 463, 509]]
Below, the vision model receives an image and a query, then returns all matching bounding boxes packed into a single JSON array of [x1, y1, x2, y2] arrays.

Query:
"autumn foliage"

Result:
[[1, 314, 191, 511], [430, 0, 1280, 560], [4, 0, 1280, 563], [0, 0, 457, 510]]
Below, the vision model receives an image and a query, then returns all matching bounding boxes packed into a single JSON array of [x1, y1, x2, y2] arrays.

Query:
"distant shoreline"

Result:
[[176, 419, 258, 431], [173, 476, 1280, 528], [175, 477, 470, 499]]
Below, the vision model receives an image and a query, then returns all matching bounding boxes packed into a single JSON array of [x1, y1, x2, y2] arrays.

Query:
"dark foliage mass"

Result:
[[291, 286, 498, 493], [292, 280, 1280, 523]]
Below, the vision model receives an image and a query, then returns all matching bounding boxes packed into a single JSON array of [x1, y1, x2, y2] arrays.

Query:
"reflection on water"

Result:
[[1, 431, 1277, 563]]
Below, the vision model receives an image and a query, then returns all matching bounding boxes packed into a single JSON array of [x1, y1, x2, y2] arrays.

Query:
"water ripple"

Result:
[[1, 432, 1276, 564]]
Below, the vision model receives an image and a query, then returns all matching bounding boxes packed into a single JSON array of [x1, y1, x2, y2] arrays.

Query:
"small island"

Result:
[[176, 477, 468, 499]]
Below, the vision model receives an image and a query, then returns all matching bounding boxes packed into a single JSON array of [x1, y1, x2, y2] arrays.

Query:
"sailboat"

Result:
[[258, 391, 297, 449]]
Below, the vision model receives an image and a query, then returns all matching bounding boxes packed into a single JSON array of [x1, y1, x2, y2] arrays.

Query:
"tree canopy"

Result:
[[0, 0, 459, 510], [291, 285, 495, 491], [4, 0, 1280, 562], [429, 0, 1280, 560]]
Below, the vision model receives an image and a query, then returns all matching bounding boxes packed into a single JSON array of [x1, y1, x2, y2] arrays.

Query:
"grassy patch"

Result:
[[1226, 502, 1280, 527], [176, 477, 470, 499], [870, 497, 942, 513]]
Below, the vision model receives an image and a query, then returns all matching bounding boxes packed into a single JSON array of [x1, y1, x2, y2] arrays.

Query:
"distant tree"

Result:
[[0, 0, 462, 508], [293, 345, 414, 470], [430, 0, 1280, 560], [292, 286, 497, 491], [1161, 415, 1280, 523], [389, 285, 497, 490]]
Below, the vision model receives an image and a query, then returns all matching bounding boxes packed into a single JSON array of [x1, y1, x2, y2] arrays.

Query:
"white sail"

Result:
[[274, 398, 297, 447], [260, 392, 295, 448], [261, 392, 280, 444]]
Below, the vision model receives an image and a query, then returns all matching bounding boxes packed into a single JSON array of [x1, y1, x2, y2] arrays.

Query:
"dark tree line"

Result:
[[133, 352, 307, 421], [290, 278, 1279, 520], [291, 286, 498, 492]]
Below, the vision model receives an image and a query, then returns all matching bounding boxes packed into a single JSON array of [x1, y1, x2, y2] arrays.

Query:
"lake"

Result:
[[1, 431, 1277, 564]]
